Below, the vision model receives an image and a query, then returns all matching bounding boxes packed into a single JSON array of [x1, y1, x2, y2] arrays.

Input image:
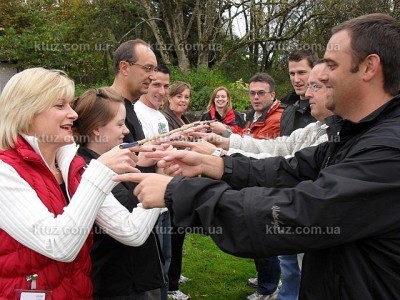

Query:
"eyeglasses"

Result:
[[126, 61, 158, 73], [249, 90, 272, 97], [307, 83, 323, 92]]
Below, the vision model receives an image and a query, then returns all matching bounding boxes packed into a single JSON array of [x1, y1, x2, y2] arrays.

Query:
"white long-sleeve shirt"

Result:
[[228, 121, 328, 159], [0, 136, 161, 262]]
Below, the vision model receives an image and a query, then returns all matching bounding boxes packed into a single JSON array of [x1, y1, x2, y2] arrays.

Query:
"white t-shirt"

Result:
[[134, 100, 170, 138]]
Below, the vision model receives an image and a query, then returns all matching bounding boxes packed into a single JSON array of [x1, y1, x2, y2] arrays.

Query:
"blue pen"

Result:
[[119, 141, 139, 149]]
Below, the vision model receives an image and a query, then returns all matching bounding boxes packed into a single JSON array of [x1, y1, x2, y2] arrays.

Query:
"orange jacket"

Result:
[[243, 100, 283, 139]]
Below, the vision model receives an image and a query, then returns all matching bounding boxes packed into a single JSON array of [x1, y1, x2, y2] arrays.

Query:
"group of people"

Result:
[[0, 12, 399, 300]]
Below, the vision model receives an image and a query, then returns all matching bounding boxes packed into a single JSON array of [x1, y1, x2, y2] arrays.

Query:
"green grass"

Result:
[[179, 234, 256, 299]]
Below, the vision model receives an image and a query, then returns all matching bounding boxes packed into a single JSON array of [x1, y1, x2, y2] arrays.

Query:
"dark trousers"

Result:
[[168, 227, 186, 291], [94, 290, 152, 300], [254, 256, 281, 295]]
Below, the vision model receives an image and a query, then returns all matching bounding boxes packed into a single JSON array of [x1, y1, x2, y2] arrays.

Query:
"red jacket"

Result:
[[243, 100, 283, 139], [200, 107, 245, 134], [0, 137, 93, 299]]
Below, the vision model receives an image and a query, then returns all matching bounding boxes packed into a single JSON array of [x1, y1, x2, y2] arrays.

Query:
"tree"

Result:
[[135, 0, 327, 72]]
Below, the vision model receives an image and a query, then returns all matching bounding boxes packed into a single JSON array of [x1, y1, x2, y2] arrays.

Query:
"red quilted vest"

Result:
[[0, 137, 93, 299]]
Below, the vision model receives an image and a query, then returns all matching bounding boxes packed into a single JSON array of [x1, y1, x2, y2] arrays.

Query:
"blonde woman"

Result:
[[0, 68, 160, 299], [200, 86, 245, 136]]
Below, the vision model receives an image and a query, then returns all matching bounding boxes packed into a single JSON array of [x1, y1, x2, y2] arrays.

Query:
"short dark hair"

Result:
[[112, 39, 149, 75], [332, 13, 400, 96], [157, 64, 170, 75], [249, 73, 275, 92], [289, 47, 319, 69]]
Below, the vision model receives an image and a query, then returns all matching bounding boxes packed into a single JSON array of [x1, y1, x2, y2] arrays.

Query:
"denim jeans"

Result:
[[254, 256, 281, 295], [155, 210, 172, 300], [277, 255, 301, 300]]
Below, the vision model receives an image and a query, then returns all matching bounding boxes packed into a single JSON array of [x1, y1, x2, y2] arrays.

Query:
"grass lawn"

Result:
[[179, 234, 257, 299]]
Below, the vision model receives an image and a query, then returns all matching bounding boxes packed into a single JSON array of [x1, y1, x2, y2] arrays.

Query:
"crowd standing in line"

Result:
[[2, 12, 399, 300], [114, 13, 400, 300]]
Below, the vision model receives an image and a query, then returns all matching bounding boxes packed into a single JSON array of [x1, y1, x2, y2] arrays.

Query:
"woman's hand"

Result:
[[97, 145, 140, 174], [136, 143, 172, 167], [143, 150, 204, 177], [169, 140, 217, 155]]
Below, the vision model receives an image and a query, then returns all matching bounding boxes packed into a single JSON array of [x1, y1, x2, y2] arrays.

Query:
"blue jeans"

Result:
[[156, 211, 172, 300], [254, 256, 281, 295], [277, 255, 301, 300]]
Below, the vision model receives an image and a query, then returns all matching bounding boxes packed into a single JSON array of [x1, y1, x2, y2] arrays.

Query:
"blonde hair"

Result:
[[207, 86, 232, 118], [72, 87, 124, 146], [0, 67, 75, 150]]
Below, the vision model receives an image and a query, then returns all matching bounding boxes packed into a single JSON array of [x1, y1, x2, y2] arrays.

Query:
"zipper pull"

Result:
[[26, 274, 38, 290]]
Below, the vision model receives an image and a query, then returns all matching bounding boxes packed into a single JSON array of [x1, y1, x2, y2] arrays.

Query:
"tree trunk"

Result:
[[139, 0, 173, 66]]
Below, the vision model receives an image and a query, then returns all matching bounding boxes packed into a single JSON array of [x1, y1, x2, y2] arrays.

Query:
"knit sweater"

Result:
[[228, 121, 328, 159], [0, 135, 161, 299]]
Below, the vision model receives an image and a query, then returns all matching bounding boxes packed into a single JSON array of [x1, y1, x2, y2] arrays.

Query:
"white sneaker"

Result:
[[168, 290, 190, 300], [246, 291, 273, 300], [246, 280, 281, 300], [247, 277, 258, 288], [179, 275, 190, 285]]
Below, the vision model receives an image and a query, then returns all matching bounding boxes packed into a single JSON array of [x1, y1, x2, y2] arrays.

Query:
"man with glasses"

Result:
[[109, 39, 166, 300], [271, 47, 319, 300], [240, 73, 283, 300], [111, 39, 158, 143], [243, 73, 283, 139]]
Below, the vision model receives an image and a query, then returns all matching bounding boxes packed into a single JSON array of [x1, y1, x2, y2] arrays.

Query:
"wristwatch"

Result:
[[211, 148, 224, 157]]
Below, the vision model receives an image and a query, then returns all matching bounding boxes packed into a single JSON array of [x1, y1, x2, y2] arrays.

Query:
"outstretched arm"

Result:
[[143, 149, 225, 179]]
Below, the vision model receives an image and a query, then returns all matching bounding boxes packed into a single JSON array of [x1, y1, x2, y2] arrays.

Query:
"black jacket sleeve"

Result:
[[166, 142, 400, 258], [223, 145, 323, 189]]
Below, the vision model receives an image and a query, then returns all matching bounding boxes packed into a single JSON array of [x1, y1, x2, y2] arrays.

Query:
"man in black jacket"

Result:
[[116, 14, 400, 300], [278, 47, 320, 300], [280, 48, 319, 137]]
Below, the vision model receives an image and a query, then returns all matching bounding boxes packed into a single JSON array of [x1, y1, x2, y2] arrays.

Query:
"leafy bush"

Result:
[[75, 80, 112, 96], [228, 78, 250, 111], [190, 86, 214, 112], [170, 66, 252, 113]]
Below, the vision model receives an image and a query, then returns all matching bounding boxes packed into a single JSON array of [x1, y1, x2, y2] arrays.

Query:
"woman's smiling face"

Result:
[[169, 88, 191, 115]]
